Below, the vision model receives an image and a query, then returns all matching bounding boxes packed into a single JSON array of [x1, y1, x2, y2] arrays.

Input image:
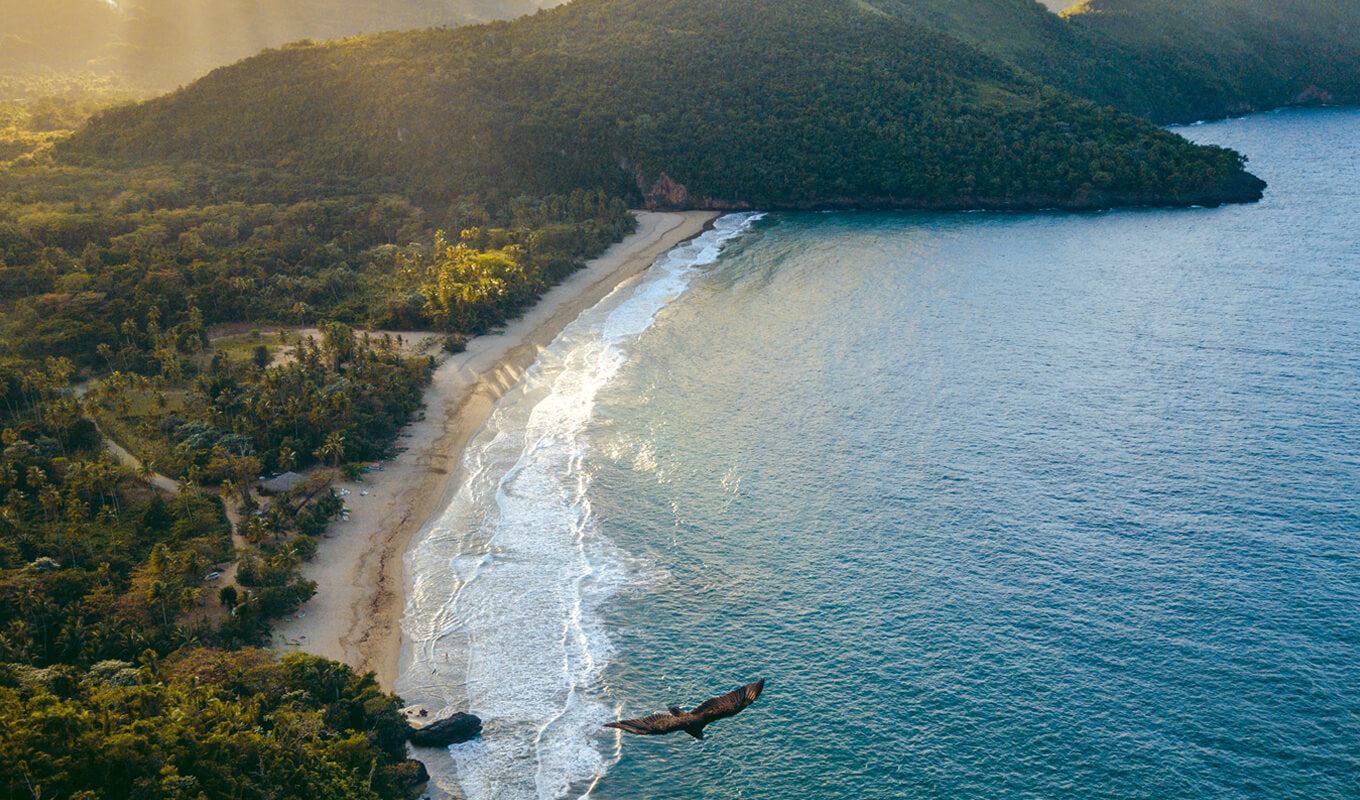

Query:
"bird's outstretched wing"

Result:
[[690, 679, 765, 724], [605, 711, 689, 736], [606, 679, 766, 738]]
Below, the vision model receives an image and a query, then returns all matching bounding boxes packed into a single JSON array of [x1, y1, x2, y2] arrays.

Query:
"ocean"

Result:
[[397, 107, 1360, 800]]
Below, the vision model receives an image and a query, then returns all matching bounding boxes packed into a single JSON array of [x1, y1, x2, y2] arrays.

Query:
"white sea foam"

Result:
[[398, 214, 762, 800]]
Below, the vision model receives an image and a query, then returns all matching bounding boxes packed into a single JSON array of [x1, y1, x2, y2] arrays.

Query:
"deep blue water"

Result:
[[399, 108, 1360, 800], [587, 109, 1360, 799]]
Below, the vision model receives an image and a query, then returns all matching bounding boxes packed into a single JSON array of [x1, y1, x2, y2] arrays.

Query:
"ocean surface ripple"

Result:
[[405, 108, 1359, 800], [589, 109, 1360, 800]]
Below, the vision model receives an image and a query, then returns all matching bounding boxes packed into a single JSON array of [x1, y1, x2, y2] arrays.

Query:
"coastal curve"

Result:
[[271, 210, 719, 689]]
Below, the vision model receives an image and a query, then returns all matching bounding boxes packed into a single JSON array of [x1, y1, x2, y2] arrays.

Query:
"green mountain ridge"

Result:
[[59, 0, 1263, 212], [865, 0, 1360, 123], [1064, 0, 1360, 120]]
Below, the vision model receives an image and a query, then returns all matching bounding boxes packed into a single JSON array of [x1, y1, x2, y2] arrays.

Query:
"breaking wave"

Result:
[[397, 214, 761, 800]]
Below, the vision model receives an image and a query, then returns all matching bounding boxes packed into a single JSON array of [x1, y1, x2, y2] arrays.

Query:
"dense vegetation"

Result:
[[863, 0, 1360, 123], [0, 75, 141, 165], [61, 0, 1264, 211], [1, 649, 427, 799], [1062, 0, 1360, 121], [0, 159, 633, 365], [0, 145, 633, 796], [0, 323, 430, 795], [11, 0, 1353, 126]]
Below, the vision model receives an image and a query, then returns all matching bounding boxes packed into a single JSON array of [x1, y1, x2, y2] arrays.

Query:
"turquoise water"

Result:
[[400, 108, 1360, 799]]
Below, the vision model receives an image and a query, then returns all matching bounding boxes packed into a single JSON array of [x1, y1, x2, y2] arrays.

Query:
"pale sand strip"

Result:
[[272, 211, 719, 689]]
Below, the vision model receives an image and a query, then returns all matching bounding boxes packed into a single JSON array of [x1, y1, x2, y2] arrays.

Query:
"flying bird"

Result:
[[605, 679, 765, 740]]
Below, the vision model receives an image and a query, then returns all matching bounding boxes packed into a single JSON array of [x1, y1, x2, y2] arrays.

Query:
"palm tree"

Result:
[[39, 487, 61, 525], [315, 432, 346, 468], [177, 475, 198, 521], [242, 516, 269, 546], [147, 580, 172, 626]]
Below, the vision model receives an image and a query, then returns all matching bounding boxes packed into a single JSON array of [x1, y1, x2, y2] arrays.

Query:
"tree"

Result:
[[315, 432, 345, 469], [147, 579, 172, 626], [322, 322, 356, 366], [242, 516, 269, 545]]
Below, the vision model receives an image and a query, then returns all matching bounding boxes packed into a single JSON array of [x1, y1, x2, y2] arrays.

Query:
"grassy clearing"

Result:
[[95, 388, 194, 479], [204, 330, 289, 367]]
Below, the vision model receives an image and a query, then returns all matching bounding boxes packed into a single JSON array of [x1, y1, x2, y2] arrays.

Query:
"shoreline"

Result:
[[271, 210, 719, 690]]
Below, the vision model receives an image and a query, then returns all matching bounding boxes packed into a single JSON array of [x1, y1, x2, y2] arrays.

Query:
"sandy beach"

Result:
[[271, 210, 718, 689]]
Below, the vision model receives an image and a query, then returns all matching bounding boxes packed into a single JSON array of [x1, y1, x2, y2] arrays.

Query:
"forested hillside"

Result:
[[859, 0, 1168, 115], [61, 0, 1263, 211], [1064, 0, 1360, 120], [862, 0, 1360, 122]]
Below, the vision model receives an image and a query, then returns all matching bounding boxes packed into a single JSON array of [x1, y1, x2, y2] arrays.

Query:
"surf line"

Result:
[[400, 213, 764, 800]]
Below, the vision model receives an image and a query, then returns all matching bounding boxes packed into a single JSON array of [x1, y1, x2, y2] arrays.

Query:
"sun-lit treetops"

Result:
[[61, 0, 1264, 211], [0, 74, 144, 166], [0, 156, 631, 797], [0, 162, 634, 365]]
